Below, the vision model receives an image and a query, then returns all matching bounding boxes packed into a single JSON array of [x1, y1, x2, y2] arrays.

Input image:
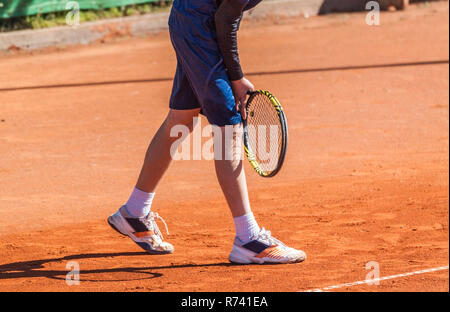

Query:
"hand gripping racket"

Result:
[[242, 90, 288, 178]]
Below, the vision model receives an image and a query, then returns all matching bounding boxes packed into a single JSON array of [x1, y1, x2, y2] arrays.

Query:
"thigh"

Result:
[[169, 60, 202, 111]]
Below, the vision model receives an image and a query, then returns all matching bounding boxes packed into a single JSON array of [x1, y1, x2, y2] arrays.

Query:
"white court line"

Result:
[[303, 265, 449, 292]]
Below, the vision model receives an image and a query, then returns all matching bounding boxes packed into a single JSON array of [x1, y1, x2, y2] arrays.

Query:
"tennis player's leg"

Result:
[[107, 62, 200, 254], [136, 108, 200, 193], [213, 124, 306, 264], [214, 123, 251, 218]]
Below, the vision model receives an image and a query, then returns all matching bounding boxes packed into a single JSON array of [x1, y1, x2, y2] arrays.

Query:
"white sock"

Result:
[[233, 212, 260, 243], [125, 187, 155, 218]]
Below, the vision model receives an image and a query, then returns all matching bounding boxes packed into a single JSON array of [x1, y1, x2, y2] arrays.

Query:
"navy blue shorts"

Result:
[[168, 0, 242, 127]]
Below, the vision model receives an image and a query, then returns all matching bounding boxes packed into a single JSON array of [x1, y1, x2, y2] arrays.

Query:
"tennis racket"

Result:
[[242, 90, 288, 178]]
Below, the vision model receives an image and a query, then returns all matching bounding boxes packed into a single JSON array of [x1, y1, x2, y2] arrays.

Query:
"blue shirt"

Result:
[[169, 0, 261, 42]]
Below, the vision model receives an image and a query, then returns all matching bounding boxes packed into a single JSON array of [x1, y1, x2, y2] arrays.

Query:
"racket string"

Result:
[[246, 93, 283, 173]]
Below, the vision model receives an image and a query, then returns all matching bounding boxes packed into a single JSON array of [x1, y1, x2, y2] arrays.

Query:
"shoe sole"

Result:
[[107, 212, 173, 255], [228, 244, 306, 264]]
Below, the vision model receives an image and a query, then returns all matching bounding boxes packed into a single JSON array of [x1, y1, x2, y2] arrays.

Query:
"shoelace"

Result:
[[143, 212, 170, 240], [257, 228, 286, 247]]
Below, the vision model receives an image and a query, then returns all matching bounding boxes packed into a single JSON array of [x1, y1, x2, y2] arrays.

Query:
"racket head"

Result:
[[243, 90, 288, 178]]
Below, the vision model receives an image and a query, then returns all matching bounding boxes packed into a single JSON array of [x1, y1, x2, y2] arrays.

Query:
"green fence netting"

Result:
[[0, 0, 161, 19]]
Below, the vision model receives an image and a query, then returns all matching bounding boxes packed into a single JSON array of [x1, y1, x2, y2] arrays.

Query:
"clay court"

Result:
[[0, 1, 448, 291]]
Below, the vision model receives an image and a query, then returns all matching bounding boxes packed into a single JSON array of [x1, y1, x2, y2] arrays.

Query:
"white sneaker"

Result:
[[228, 228, 306, 264], [108, 206, 174, 254]]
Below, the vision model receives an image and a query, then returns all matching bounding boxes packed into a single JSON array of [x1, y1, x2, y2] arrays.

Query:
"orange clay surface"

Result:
[[0, 2, 448, 292]]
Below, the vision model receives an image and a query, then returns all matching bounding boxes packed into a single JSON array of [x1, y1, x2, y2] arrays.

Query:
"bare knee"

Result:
[[213, 124, 244, 170]]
